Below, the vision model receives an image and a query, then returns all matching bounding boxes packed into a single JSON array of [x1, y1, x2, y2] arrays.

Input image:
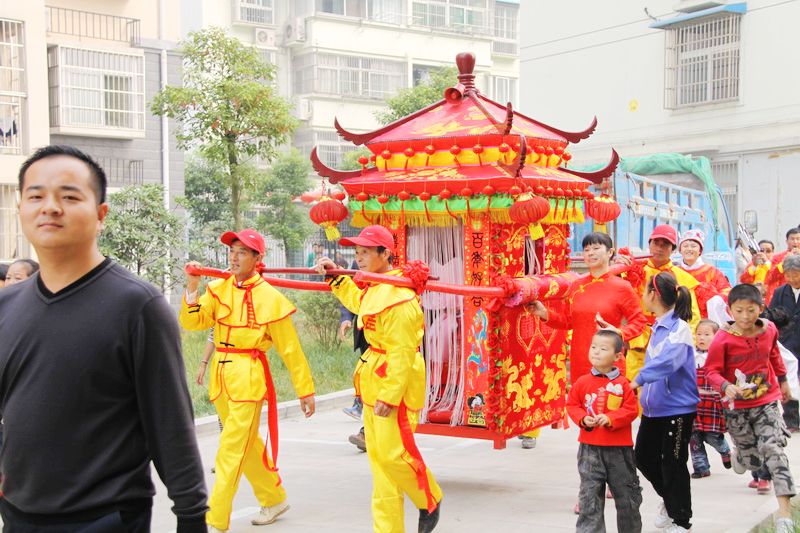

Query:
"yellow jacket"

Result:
[[329, 270, 426, 410], [627, 260, 701, 351], [179, 273, 314, 402]]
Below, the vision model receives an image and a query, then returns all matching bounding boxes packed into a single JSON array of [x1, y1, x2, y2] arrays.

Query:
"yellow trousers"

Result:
[[207, 397, 285, 530], [363, 406, 443, 533]]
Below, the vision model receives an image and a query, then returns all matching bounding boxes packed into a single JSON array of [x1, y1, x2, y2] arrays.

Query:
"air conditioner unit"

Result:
[[293, 98, 312, 120], [254, 27, 276, 47], [284, 17, 307, 46]]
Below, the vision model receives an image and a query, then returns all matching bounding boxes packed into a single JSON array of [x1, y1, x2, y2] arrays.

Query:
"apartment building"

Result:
[[0, 0, 183, 261], [182, 0, 520, 170], [519, 0, 800, 244]]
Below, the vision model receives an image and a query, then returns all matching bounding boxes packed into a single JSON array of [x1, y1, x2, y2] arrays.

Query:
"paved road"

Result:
[[152, 406, 798, 533]]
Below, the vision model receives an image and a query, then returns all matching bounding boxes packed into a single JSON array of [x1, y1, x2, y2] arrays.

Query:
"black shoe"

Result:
[[418, 501, 441, 533]]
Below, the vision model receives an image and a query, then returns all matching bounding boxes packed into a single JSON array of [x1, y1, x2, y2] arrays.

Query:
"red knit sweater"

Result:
[[566, 370, 639, 446], [705, 320, 787, 410]]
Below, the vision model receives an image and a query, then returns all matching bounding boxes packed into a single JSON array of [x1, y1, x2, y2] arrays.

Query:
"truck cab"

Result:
[[570, 154, 736, 283]]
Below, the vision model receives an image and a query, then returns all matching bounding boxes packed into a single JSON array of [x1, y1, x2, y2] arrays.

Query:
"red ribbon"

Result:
[[397, 403, 438, 513], [217, 347, 281, 483]]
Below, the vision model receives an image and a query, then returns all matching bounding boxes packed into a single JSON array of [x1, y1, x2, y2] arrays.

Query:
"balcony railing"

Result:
[[45, 6, 141, 46], [97, 157, 144, 187]]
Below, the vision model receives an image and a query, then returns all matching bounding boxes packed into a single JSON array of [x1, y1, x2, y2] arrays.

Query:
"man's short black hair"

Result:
[[0, 263, 8, 280], [593, 329, 624, 353], [18, 145, 107, 204], [787, 227, 800, 240], [758, 239, 774, 249], [728, 283, 764, 307]]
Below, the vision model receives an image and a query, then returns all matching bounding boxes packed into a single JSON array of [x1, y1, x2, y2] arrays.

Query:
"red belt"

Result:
[[217, 347, 279, 478]]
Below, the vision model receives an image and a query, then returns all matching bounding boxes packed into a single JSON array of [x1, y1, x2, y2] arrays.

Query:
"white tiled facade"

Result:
[[0, 0, 184, 261], [182, 0, 520, 170]]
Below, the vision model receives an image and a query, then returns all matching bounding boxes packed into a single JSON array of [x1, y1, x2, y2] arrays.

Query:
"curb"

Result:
[[745, 494, 800, 533], [194, 388, 356, 437]]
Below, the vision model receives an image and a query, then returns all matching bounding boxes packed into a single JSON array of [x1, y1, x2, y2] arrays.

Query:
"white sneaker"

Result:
[[775, 517, 795, 533], [730, 447, 747, 474], [654, 501, 672, 529], [663, 524, 690, 533], [251, 501, 290, 525]]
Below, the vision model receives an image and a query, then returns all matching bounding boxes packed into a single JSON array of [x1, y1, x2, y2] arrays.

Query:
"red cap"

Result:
[[339, 225, 394, 250], [649, 224, 678, 246], [220, 228, 266, 255]]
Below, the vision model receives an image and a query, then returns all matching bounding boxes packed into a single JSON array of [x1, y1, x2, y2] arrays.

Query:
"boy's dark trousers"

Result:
[[0, 501, 152, 533], [782, 399, 799, 430], [577, 443, 642, 533], [635, 413, 695, 530]]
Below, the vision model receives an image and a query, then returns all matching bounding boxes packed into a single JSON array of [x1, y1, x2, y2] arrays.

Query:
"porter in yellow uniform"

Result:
[[181, 229, 315, 532], [317, 225, 443, 533], [622, 225, 701, 380]]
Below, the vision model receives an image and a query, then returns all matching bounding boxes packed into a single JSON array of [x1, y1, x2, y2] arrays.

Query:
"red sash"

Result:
[[217, 347, 280, 482]]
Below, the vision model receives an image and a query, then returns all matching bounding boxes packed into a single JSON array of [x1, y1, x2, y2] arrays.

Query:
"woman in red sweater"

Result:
[[529, 232, 647, 382]]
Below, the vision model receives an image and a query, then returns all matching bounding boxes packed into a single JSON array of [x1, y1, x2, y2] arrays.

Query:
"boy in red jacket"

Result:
[[567, 330, 642, 533], [705, 284, 795, 533]]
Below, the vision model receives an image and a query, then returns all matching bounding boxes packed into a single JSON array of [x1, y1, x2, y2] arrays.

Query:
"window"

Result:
[[293, 53, 406, 99], [317, 0, 363, 17], [412, 0, 489, 34], [711, 160, 739, 230], [664, 14, 741, 109], [0, 184, 27, 260], [367, 0, 404, 24], [0, 19, 24, 155], [238, 0, 274, 25], [296, 129, 357, 169], [48, 46, 145, 133], [413, 64, 435, 86], [492, 76, 516, 104], [493, 2, 518, 55]]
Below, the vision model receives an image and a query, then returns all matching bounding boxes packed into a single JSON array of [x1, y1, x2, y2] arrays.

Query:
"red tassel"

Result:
[[445, 200, 458, 221]]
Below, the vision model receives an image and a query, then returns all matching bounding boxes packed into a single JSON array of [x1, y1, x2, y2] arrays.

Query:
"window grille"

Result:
[[0, 184, 27, 260], [492, 76, 516, 104], [48, 46, 145, 132], [664, 14, 741, 109], [293, 53, 406, 99], [711, 160, 739, 229], [238, 0, 274, 24], [0, 18, 24, 155]]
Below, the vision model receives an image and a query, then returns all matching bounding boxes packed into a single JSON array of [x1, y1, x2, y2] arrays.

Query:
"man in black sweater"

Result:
[[0, 146, 208, 531]]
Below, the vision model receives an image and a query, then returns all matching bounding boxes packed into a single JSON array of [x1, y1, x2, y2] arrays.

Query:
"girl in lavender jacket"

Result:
[[630, 272, 699, 533]]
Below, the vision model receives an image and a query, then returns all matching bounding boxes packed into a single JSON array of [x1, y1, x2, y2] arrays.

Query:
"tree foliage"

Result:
[[99, 184, 184, 292], [339, 147, 372, 171], [151, 27, 296, 229], [374, 67, 457, 125], [257, 149, 314, 264]]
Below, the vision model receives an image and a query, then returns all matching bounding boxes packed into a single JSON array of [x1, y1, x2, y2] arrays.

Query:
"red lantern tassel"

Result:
[[423, 199, 432, 223], [361, 203, 374, 225], [445, 200, 458, 221]]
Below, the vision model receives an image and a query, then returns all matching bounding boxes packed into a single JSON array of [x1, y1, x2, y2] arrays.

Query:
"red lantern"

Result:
[[424, 145, 436, 155], [460, 187, 473, 197], [419, 191, 431, 201], [482, 185, 495, 196], [398, 191, 411, 201], [356, 191, 369, 202], [357, 156, 369, 166], [449, 145, 461, 155], [300, 192, 316, 204], [403, 147, 415, 158], [509, 185, 522, 196], [509, 194, 551, 240], [585, 194, 622, 232], [333, 191, 346, 201], [439, 188, 452, 200], [310, 198, 348, 241], [534, 185, 545, 195], [377, 194, 390, 204], [498, 143, 510, 153], [381, 149, 392, 160], [473, 144, 484, 154]]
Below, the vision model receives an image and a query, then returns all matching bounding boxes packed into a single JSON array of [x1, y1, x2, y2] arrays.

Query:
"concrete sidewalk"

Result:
[[152, 400, 800, 533]]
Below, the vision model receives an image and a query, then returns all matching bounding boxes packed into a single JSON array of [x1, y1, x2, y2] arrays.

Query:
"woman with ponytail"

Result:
[[630, 272, 699, 533]]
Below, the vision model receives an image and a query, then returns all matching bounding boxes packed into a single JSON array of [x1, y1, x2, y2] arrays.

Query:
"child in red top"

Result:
[[567, 330, 641, 533], [689, 319, 732, 478], [705, 284, 795, 533]]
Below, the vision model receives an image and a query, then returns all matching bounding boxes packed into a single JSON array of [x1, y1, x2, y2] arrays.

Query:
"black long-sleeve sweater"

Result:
[[0, 259, 207, 529]]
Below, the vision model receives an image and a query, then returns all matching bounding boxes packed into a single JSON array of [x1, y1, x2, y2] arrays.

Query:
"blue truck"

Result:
[[569, 153, 737, 283]]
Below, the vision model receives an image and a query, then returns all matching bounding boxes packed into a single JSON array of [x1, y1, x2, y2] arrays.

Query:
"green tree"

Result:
[[339, 147, 372, 171], [375, 67, 457, 125], [151, 27, 296, 229], [99, 184, 184, 292], [257, 149, 314, 265]]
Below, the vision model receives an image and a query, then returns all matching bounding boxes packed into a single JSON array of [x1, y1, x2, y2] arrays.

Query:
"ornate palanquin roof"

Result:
[[309, 52, 618, 227]]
